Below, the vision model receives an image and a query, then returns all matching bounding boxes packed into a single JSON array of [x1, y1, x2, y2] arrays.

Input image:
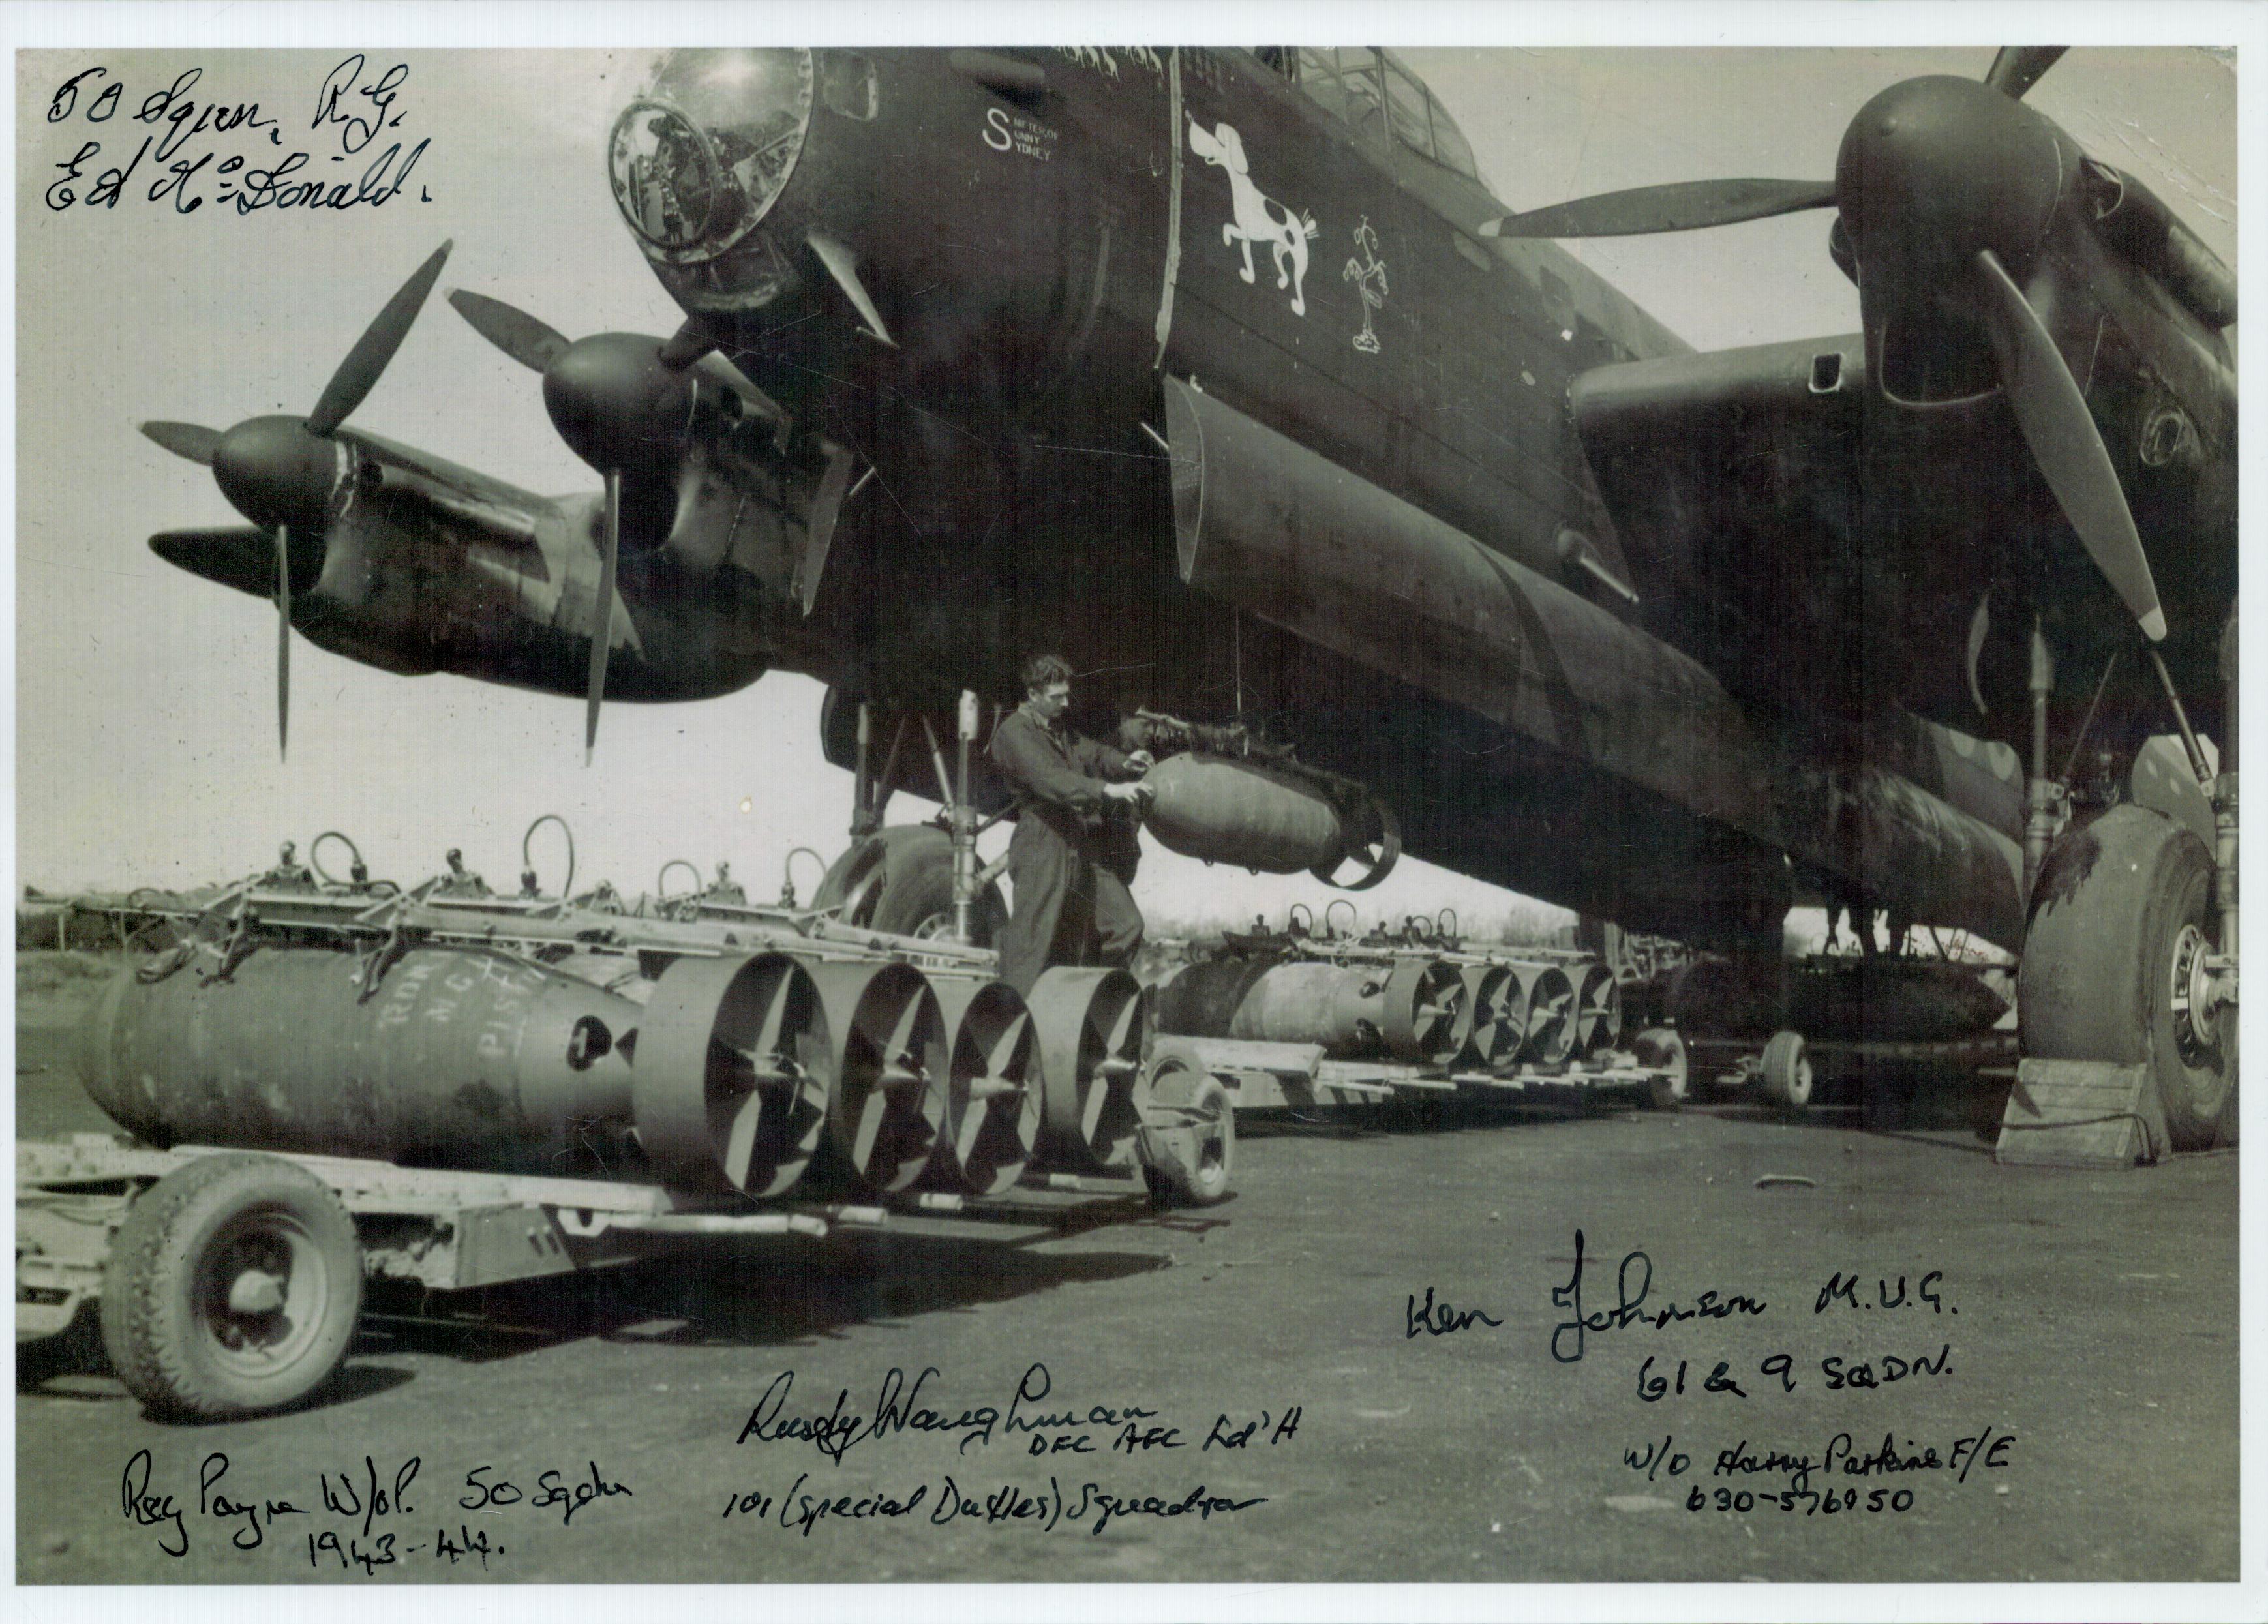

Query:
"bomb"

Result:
[[1141, 753, 1397, 886], [79, 944, 644, 1173]]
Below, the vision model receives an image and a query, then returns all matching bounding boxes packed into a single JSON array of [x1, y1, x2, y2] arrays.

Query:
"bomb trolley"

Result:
[[1150, 916, 1692, 1115], [14, 1132, 1194, 1423], [20, 862, 1233, 1421]]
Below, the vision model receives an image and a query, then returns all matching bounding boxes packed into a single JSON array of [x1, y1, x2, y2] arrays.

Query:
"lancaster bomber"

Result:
[[140, 46, 2237, 1147]]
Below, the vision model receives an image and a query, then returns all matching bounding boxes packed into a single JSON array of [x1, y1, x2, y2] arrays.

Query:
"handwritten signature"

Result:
[[736, 1362, 1300, 1467], [43, 56, 430, 216], [1550, 1229, 1770, 1364], [117, 1450, 630, 1563]]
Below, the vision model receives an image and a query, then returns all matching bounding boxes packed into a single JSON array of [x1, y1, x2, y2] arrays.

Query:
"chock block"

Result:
[[1995, 1059, 2166, 1168]]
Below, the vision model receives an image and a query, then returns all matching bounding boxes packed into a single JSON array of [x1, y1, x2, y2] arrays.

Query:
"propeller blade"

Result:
[[1479, 177, 1836, 240], [1965, 592, 1993, 717], [798, 445, 858, 616], [806, 232, 897, 346], [657, 318, 717, 370], [141, 421, 222, 466], [448, 289, 571, 374], [585, 471, 620, 763], [1984, 46, 2066, 100], [692, 350, 792, 435], [1973, 250, 2167, 641], [307, 240, 453, 437], [275, 524, 291, 761]]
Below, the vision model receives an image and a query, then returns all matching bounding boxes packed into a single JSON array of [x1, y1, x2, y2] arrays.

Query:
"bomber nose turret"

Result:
[[608, 48, 817, 308]]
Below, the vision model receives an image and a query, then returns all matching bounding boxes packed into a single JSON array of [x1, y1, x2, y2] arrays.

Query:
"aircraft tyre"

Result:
[[100, 1152, 363, 1421], [1758, 1029, 1813, 1116], [2019, 804, 2233, 1152], [812, 826, 1005, 946]]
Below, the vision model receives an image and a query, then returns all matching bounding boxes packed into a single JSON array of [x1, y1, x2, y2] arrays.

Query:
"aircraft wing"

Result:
[[344, 427, 545, 552], [1570, 335, 1873, 718]]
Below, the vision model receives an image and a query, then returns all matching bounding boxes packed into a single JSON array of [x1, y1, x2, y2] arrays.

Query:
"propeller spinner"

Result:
[[1480, 49, 2171, 646], [141, 241, 453, 757]]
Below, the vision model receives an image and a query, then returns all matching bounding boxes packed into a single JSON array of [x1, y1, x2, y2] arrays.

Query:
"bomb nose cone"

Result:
[[1836, 74, 2068, 278], [541, 334, 695, 475], [210, 415, 340, 532]]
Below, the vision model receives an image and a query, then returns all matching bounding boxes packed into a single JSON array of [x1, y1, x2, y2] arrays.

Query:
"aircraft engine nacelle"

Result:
[[1141, 753, 1399, 890]]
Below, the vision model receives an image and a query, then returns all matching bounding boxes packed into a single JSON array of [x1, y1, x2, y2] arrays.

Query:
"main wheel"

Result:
[[100, 1153, 363, 1421], [811, 827, 1006, 946], [1758, 1030, 1813, 1115], [2020, 804, 2233, 1152]]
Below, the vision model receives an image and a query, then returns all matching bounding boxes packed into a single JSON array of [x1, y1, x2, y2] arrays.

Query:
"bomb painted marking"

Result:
[[1187, 118, 1318, 316], [1344, 216, 1389, 353], [1056, 46, 1166, 80]]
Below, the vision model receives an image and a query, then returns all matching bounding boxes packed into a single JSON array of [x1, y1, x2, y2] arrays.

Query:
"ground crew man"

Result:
[[988, 654, 1154, 996]]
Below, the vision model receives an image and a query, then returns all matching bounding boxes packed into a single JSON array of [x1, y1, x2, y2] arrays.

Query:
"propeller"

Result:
[[1481, 49, 2063, 243], [1479, 50, 2177, 648], [276, 524, 291, 758], [140, 241, 453, 758], [449, 290, 788, 759], [307, 242, 453, 436], [447, 292, 569, 374], [1481, 178, 1837, 241], [140, 421, 220, 466], [1973, 249, 2165, 639], [588, 472, 620, 764]]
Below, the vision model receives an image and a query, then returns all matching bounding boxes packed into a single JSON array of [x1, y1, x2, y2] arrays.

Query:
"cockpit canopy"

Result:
[[1278, 48, 1483, 186]]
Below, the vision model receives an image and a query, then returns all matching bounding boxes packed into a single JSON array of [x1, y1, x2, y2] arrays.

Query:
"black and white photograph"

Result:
[[9, 3, 2256, 1616]]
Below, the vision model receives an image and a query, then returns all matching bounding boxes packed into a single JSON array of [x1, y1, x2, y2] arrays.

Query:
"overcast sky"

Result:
[[12, 33, 2239, 935]]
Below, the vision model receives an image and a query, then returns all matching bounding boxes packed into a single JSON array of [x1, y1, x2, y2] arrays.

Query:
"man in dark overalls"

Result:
[[988, 654, 1154, 996]]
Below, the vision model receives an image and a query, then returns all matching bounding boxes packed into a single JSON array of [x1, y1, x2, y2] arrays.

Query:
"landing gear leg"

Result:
[[2023, 617, 2063, 899], [815, 702, 1006, 946], [850, 700, 899, 840]]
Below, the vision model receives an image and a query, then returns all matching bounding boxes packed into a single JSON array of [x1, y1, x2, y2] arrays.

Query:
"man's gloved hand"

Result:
[[1122, 749, 1155, 777], [1103, 781, 1154, 808]]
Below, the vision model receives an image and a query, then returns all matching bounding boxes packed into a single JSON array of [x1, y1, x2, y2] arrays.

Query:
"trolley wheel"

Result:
[[100, 1152, 363, 1421], [2020, 804, 2233, 1152], [1630, 1026, 1689, 1110], [1141, 1055, 1235, 1208], [1758, 1030, 1813, 1116]]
